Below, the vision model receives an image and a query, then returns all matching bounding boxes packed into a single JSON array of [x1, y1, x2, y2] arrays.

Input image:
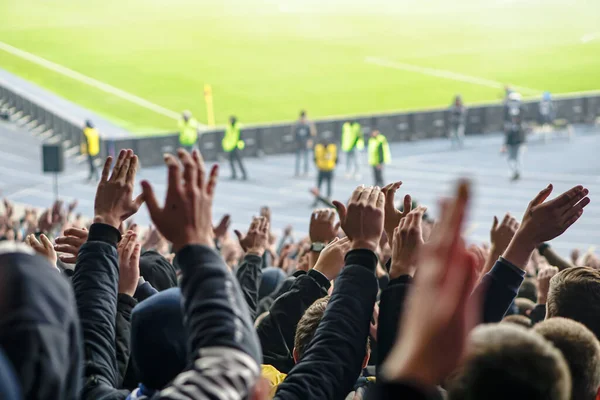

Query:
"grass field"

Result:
[[0, 0, 599, 134]]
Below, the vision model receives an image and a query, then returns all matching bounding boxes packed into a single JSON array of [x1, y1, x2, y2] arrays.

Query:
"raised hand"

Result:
[[309, 209, 339, 244], [313, 236, 351, 280], [55, 227, 88, 264], [382, 180, 480, 387], [94, 149, 144, 229], [381, 182, 413, 246], [490, 213, 520, 253], [118, 230, 141, 296], [389, 206, 427, 279], [234, 216, 270, 256], [333, 185, 385, 251], [141, 149, 218, 250], [213, 214, 231, 242], [537, 265, 559, 305], [25, 233, 57, 267], [504, 184, 590, 268]]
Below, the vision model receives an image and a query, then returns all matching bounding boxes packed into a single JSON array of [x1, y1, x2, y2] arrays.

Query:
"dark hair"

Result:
[[547, 267, 600, 339], [518, 278, 537, 303], [300, 110, 306, 118], [85, 120, 94, 129], [535, 317, 600, 400], [514, 297, 535, 316], [447, 324, 571, 400]]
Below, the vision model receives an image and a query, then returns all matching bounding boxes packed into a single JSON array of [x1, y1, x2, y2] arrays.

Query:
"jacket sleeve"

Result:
[[134, 280, 158, 302], [377, 276, 413, 372], [369, 381, 444, 400], [155, 245, 261, 399], [274, 250, 379, 400], [115, 294, 137, 388], [475, 257, 526, 323], [235, 254, 264, 320], [539, 244, 574, 271], [530, 304, 546, 324], [256, 269, 330, 374], [72, 223, 129, 400]]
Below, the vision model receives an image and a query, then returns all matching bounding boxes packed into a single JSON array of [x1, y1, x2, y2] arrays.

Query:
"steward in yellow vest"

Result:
[[223, 116, 247, 180], [82, 120, 100, 182], [312, 141, 337, 207], [341, 121, 364, 178], [178, 110, 199, 149], [368, 130, 391, 187]]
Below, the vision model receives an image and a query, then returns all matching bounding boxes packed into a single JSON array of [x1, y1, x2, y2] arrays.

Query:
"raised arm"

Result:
[[274, 185, 384, 400], [139, 149, 262, 400]]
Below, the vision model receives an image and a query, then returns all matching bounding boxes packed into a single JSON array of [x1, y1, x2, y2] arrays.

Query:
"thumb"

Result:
[[141, 181, 160, 219], [530, 184, 553, 207], [332, 201, 347, 223]]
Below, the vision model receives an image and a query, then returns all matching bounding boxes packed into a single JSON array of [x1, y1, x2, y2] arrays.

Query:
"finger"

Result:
[[403, 194, 412, 215], [55, 236, 83, 247], [54, 244, 79, 255], [164, 153, 183, 193], [131, 243, 141, 266], [327, 209, 336, 224], [122, 235, 137, 262], [192, 149, 206, 189], [334, 221, 341, 233], [178, 149, 198, 193], [411, 208, 423, 235], [206, 164, 219, 196], [367, 186, 381, 206], [529, 183, 554, 207], [262, 220, 270, 234], [561, 197, 590, 226], [376, 191, 385, 210], [141, 181, 161, 220], [360, 186, 375, 206], [133, 193, 145, 210], [58, 255, 77, 264], [559, 187, 589, 214], [350, 185, 365, 204], [110, 149, 127, 182], [100, 156, 113, 182], [332, 200, 347, 223], [40, 234, 54, 251], [250, 217, 261, 232], [234, 230, 243, 242], [383, 182, 402, 211], [63, 228, 88, 239], [550, 185, 584, 208], [501, 213, 510, 226], [125, 154, 139, 186]]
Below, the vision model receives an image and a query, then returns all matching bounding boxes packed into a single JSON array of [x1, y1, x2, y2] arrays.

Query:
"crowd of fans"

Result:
[[0, 147, 598, 399]]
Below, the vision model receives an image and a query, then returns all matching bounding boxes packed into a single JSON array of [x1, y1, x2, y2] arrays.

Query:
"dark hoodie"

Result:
[[130, 288, 187, 393], [0, 248, 82, 400], [139, 251, 177, 291]]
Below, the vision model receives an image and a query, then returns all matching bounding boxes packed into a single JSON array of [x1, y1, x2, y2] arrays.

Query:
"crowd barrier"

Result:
[[1, 80, 599, 168]]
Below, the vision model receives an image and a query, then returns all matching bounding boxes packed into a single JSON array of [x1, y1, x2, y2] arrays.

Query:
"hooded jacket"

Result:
[[0, 247, 83, 400], [139, 251, 177, 292]]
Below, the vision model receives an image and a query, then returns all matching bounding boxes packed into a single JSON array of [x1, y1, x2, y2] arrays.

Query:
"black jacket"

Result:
[[73, 222, 262, 399], [257, 269, 331, 373], [116, 294, 137, 390], [274, 249, 379, 400], [0, 251, 83, 400], [235, 253, 263, 320]]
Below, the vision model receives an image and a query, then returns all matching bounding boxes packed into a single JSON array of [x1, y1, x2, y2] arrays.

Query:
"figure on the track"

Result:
[[292, 110, 316, 177], [368, 129, 391, 187], [82, 120, 100, 182], [341, 120, 364, 179], [504, 113, 526, 181], [449, 95, 467, 148], [222, 115, 247, 180], [312, 138, 337, 207]]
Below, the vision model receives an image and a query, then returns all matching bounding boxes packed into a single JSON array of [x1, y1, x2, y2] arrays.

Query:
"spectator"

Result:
[[223, 115, 248, 180], [177, 110, 199, 152], [312, 137, 338, 206], [291, 110, 316, 177], [83, 119, 100, 182], [341, 120, 364, 179], [449, 95, 466, 148], [368, 129, 391, 187]]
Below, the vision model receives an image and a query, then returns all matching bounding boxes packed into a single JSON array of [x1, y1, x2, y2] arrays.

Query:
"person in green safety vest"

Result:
[[178, 110, 199, 152], [368, 129, 391, 187], [222, 115, 247, 180], [341, 120, 364, 179]]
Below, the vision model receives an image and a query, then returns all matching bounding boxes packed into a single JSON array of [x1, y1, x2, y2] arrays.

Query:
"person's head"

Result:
[[518, 278, 538, 303], [447, 323, 571, 400], [543, 91, 552, 101], [259, 267, 286, 301], [139, 250, 178, 291], [501, 314, 533, 329], [514, 297, 535, 316], [371, 129, 380, 138], [299, 110, 306, 121], [85, 119, 94, 129], [0, 245, 82, 399], [454, 95, 462, 106], [131, 287, 187, 390], [534, 317, 600, 400], [293, 296, 370, 368], [182, 110, 191, 122], [547, 267, 600, 339], [229, 115, 237, 125]]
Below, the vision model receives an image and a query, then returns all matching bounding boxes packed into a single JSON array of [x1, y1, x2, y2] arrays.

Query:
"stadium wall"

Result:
[[1, 80, 599, 168]]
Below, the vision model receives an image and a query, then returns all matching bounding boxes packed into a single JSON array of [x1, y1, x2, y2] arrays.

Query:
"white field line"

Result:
[[581, 32, 600, 43], [0, 40, 189, 122], [365, 56, 540, 95]]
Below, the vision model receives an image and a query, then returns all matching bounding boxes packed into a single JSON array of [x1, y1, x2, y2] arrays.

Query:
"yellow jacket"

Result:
[[314, 143, 337, 171], [82, 127, 100, 156], [262, 364, 287, 399]]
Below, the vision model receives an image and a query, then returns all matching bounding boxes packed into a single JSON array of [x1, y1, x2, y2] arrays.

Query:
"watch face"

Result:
[[311, 243, 325, 252]]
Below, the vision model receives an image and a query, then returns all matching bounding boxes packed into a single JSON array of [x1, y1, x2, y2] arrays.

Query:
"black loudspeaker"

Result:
[[42, 143, 64, 173]]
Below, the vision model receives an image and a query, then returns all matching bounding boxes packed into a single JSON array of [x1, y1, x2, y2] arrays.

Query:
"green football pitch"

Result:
[[0, 0, 599, 134]]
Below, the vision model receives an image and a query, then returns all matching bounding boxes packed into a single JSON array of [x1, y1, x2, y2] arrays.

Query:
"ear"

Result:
[[361, 350, 371, 370], [292, 347, 300, 364]]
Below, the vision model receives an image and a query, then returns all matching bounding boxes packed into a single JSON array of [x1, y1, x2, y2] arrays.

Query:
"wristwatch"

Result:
[[310, 242, 326, 252]]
